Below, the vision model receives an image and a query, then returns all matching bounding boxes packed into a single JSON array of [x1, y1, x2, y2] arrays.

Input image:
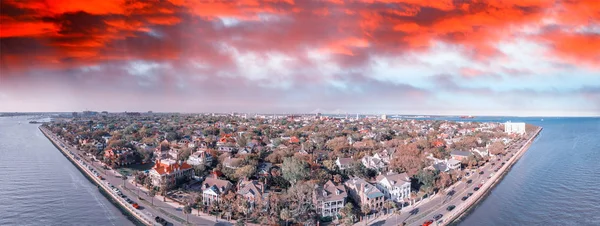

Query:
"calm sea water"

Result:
[[0, 117, 134, 226], [427, 117, 600, 226]]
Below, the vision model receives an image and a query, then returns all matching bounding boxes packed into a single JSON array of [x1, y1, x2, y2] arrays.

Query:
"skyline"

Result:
[[1, 0, 599, 116]]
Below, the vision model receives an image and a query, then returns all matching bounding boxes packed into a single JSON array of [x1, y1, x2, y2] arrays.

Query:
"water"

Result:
[[422, 117, 600, 226], [0, 117, 134, 226]]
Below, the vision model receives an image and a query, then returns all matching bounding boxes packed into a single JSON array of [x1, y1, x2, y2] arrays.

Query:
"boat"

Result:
[[460, 115, 475, 119]]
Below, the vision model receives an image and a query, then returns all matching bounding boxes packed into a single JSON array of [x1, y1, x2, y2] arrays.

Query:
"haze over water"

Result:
[[0, 117, 133, 226]]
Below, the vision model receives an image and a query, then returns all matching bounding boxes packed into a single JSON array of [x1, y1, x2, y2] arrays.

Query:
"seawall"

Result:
[[444, 126, 543, 225], [39, 126, 155, 226]]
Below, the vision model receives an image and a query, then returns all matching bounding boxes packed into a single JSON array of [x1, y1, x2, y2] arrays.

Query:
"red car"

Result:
[[423, 220, 434, 226]]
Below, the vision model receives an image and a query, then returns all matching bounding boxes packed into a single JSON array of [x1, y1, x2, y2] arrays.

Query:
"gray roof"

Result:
[[450, 150, 472, 157], [315, 180, 347, 202]]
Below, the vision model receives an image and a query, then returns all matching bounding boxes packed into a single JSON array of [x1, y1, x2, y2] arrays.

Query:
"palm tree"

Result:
[[196, 196, 204, 216], [159, 181, 168, 202], [361, 204, 370, 225], [148, 189, 156, 206], [183, 204, 192, 223]]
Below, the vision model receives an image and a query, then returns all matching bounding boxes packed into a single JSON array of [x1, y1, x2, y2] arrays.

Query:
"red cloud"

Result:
[[1, 0, 599, 75]]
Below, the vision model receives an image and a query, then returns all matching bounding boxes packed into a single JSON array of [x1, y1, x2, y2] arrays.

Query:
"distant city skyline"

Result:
[[1, 1, 599, 116]]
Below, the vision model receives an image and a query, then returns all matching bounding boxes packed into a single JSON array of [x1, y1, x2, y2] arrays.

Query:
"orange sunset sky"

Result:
[[1, 0, 599, 115]]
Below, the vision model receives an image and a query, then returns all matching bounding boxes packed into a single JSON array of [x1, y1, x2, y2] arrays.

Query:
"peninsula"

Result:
[[41, 112, 541, 226]]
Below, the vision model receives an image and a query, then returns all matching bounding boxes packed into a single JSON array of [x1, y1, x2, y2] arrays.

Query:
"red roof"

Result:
[[290, 136, 300, 143], [153, 160, 192, 175]]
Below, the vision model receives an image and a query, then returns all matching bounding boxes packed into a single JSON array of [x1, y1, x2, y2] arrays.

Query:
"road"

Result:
[[42, 127, 226, 226], [371, 136, 533, 226]]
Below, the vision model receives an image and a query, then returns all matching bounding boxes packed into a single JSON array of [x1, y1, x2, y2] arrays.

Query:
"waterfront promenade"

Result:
[[40, 126, 227, 226], [365, 127, 542, 226]]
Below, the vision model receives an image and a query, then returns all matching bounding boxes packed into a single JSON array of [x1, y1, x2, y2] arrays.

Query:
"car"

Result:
[[467, 179, 472, 184], [467, 192, 473, 197], [155, 216, 167, 225], [491, 163, 495, 166], [461, 196, 468, 201], [433, 214, 443, 220], [422, 220, 434, 226], [474, 187, 480, 191], [446, 205, 455, 211], [479, 171, 484, 174], [132, 203, 139, 209]]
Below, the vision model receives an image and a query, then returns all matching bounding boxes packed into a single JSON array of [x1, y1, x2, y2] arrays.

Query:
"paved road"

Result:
[[371, 137, 531, 226], [43, 128, 225, 226]]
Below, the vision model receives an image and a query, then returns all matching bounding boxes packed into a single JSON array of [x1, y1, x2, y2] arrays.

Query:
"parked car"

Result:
[[467, 179, 472, 184], [474, 187, 480, 191], [447, 205, 456, 211], [433, 214, 443, 220], [422, 220, 434, 226]]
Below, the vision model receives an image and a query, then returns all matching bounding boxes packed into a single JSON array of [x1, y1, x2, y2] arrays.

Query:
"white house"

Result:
[[375, 172, 411, 202], [201, 176, 233, 205], [336, 157, 354, 170], [187, 149, 212, 166]]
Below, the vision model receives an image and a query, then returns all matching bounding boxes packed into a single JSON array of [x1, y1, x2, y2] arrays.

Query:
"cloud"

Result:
[[1, 0, 599, 115]]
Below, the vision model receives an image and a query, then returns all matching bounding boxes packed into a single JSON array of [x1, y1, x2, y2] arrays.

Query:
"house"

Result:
[[375, 172, 411, 202], [257, 162, 272, 177], [345, 177, 384, 211], [201, 176, 233, 205], [314, 180, 347, 218], [103, 148, 136, 166], [149, 159, 193, 188], [168, 148, 180, 160], [217, 146, 235, 152], [237, 179, 268, 211], [336, 157, 354, 171], [238, 147, 253, 154], [361, 155, 386, 171], [187, 149, 213, 166], [450, 150, 472, 161], [447, 159, 461, 170], [223, 156, 241, 169]]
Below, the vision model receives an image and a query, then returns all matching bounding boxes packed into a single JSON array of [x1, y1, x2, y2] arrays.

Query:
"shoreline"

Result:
[[39, 126, 155, 226], [444, 126, 543, 225]]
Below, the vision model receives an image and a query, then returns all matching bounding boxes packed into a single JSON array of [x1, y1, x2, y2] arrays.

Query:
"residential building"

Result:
[[345, 177, 384, 211], [187, 149, 213, 166], [375, 172, 411, 202], [237, 179, 268, 211], [201, 176, 233, 205], [450, 150, 472, 161], [361, 155, 386, 171], [504, 121, 526, 135], [257, 162, 272, 177], [149, 159, 193, 188], [336, 157, 354, 170], [447, 159, 461, 170], [314, 180, 347, 218]]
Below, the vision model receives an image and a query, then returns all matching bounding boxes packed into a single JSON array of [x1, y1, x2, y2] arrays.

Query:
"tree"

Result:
[[415, 169, 437, 194], [281, 157, 309, 185], [489, 141, 506, 156], [280, 208, 292, 226], [323, 160, 338, 172], [183, 204, 192, 223], [234, 165, 256, 180], [361, 204, 371, 225], [148, 189, 156, 205], [159, 181, 168, 202], [144, 176, 153, 189]]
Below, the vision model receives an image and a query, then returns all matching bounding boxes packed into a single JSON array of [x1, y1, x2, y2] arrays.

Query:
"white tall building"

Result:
[[381, 114, 388, 120], [504, 121, 526, 135]]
